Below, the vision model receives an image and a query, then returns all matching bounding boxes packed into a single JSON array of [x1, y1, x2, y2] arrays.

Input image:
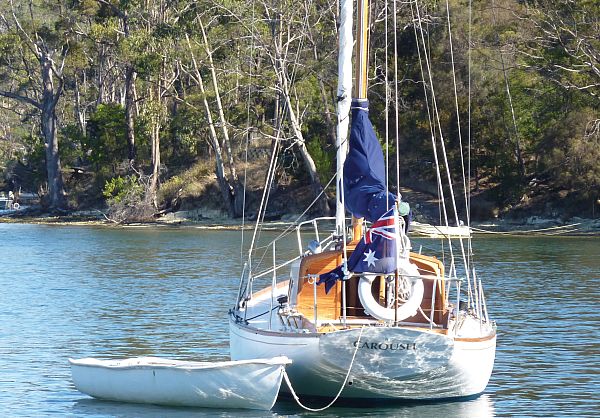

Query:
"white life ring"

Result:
[[13, 202, 20, 210], [358, 262, 424, 322]]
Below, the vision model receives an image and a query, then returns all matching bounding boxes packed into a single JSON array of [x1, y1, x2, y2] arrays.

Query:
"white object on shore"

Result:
[[69, 356, 291, 410], [410, 221, 472, 238]]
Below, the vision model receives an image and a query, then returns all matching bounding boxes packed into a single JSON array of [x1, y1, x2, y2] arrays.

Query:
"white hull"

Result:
[[230, 316, 495, 400], [70, 356, 290, 410]]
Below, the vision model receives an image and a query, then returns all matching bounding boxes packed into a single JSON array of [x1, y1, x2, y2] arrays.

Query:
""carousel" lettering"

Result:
[[352, 341, 417, 350]]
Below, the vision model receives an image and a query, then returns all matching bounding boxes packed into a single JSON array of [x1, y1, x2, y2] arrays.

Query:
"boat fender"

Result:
[[357, 262, 424, 322]]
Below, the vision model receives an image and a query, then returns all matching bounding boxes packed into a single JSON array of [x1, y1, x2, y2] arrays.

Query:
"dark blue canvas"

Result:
[[316, 265, 344, 294], [343, 99, 396, 222]]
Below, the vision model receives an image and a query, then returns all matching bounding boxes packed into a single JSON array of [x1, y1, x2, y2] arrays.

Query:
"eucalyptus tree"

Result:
[[129, 0, 182, 206], [92, 0, 184, 207], [517, 0, 600, 201], [177, 6, 245, 217], [519, 0, 600, 101], [95, 0, 139, 163], [175, 2, 261, 217], [217, 0, 339, 213], [0, 0, 82, 208], [181, 27, 241, 217]]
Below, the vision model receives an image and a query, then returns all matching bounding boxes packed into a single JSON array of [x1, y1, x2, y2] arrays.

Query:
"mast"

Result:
[[335, 0, 353, 238], [352, 0, 370, 240], [355, 0, 370, 100]]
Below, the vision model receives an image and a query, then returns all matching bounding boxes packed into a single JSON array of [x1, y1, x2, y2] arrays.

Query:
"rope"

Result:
[[385, 1, 389, 201], [414, 1, 474, 308], [250, 171, 337, 273], [467, 0, 473, 269], [444, 0, 471, 255], [241, 0, 256, 262], [393, 0, 400, 200], [244, 305, 279, 322], [282, 326, 364, 411], [471, 223, 582, 236]]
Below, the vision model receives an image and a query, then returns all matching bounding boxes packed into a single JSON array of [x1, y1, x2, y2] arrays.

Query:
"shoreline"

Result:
[[2, 210, 599, 236]]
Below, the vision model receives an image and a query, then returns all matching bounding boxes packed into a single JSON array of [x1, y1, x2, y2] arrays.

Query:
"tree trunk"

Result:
[[269, 19, 327, 213], [97, 44, 106, 105], [199, 72, 235, 217], [123, 10, 137, 163], [125, 65, 137, 162], [171, 77, 183, 157], [74, 75, 86, 135], [185, 34, 235, 217], [149, 119, 160, 207], [199, 19, 243, 217], [278, 63, 327, 211], [147, 59, 163, 209], [40, 53, 66, 209]]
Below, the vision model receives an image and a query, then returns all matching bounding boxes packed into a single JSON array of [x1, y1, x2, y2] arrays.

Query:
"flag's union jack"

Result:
[[365, 209, 397, 244]]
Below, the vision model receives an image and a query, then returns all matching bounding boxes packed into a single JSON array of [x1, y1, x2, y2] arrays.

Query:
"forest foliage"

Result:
[[0, 0, 598, 219]]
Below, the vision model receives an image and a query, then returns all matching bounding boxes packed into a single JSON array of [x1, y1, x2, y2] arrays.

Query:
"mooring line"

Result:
[[282, 326, 364, 412], [471, 223, 582, 236]]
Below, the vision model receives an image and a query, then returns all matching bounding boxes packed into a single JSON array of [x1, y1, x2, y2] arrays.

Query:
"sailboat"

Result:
[[229, 0, 496, 402]]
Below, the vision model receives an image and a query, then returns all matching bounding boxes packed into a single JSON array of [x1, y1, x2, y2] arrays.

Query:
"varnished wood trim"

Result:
[[454, 330, 496, 342]]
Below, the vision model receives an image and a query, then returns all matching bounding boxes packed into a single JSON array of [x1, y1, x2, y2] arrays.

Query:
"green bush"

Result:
[[102, 175, 143, 204], [306, 137, 333, 184], [86, 104, 128, 170]]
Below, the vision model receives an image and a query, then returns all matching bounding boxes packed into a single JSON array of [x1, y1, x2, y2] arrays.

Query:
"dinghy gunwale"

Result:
[[69, 355, 291, 371]]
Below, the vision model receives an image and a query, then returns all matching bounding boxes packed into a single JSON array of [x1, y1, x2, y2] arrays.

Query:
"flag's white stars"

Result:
[[363, 249, 378, 267]]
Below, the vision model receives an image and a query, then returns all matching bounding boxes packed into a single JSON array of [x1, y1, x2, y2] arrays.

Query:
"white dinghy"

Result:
[[70, 356, 291, 410]]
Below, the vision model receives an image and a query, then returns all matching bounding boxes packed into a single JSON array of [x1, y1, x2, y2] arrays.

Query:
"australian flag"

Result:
[[317, 207, 398, 293]]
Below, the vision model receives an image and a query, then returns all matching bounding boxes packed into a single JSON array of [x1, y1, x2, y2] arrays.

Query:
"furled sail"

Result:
[[343, 99, 396, 223]]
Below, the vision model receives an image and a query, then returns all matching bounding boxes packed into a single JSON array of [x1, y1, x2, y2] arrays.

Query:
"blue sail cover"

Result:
[[317, 100, 402, 294], [343, 99, 396, 222]]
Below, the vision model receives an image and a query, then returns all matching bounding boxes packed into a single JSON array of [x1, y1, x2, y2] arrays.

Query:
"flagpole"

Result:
[[351, 0, 370, 243], [394, 270, 399, 325]]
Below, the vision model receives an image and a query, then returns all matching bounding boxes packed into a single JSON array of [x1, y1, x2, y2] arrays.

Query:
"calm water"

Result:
[[0, 223, 598, 417]]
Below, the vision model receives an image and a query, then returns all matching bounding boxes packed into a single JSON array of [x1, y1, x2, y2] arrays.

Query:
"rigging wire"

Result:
[[467, 0, 473, 269], [393, 0, 400, 200], [413, 0, 473, 304], [411, 1, 453, 262], [409, 0, 446, 265], [384, 0, 389, 200], [241, 0, 256, 262], [247, 2, 310, 270], [444, 0, 471, 248], [248, 5, 320, 274], [444, 0, 477, 290]]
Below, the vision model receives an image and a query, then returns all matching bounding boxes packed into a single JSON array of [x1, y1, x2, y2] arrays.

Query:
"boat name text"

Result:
[[353, 341, 417, 350]]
